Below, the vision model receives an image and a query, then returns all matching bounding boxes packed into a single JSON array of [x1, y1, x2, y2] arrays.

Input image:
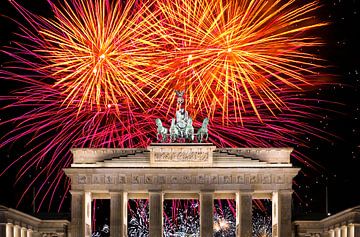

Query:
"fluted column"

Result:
[[329, 229, 335, 237], [6, 224, 14, 237], [110, 191, 128, 237], [20, 227, 27, 237], [349, 224, 360, 237], [149, 191, 163, 237], [26, 229, 33, 237], [335, 227, 341, 237], [341, 225, 348, 237], [272, 190, 293, 237], [70, 191, 92, 237], [236, 191, 253, 237], [355, 224, 360, 237], [200, 190, 214, 237], [13, 225, 20, 237]]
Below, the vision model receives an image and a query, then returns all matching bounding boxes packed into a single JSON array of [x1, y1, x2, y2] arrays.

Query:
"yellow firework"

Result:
[[29, 0, 161, 112], [154, 0, 327, 121]]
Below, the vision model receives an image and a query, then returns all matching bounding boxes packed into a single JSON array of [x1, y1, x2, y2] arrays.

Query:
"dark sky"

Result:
[[0, 0, 359, 220]]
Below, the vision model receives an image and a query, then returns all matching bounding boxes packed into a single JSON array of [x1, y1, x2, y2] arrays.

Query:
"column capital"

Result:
[[69, 190, 84, 195], [275, 189, 294, 195], [199, 189, 215, 194], [238, 189, 254, 195], [109, 191, 125, 195], [148, 189, 163, 193]]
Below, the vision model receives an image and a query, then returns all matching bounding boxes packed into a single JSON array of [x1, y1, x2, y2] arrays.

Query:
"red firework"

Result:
[[0, 0, 333, 215]]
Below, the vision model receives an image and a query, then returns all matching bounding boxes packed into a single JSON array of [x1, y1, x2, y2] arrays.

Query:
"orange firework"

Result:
[[12, 0, 161, 112], [154, 0, 327, 122]]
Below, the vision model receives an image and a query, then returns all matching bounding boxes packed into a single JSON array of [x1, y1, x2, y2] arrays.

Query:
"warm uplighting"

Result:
[[213, 218, 230, 232]]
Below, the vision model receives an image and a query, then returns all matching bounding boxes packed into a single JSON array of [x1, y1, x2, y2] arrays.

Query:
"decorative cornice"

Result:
[[70, 145, 294, 168]]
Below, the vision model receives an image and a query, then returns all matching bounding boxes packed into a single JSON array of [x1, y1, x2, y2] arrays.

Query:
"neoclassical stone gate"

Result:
[[64, 143, 299, 237]]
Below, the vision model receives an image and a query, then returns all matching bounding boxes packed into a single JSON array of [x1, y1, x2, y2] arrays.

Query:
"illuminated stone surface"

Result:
[[65, 143, 299, 237]]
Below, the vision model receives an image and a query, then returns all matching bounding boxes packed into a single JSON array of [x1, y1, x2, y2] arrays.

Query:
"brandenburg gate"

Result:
[[65, 90, 299, 237], [64, 144, 299, 237]]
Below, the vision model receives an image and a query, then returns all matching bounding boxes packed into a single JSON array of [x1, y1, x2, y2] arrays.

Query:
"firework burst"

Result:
[[154, 0, 327, 121], [6, 0, 163, 113], [0, 0, 332, 213]]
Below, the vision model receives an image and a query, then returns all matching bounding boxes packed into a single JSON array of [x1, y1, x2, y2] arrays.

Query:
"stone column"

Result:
[[149, 191, 163, 237], [236, 191, 253, 237], [20, 227, 27, 237], [200, 190, 214, 237], [329, 229, 335, 237], [6, 223, 14, 237], [13, 225, 20, 237], [110, 191, 128, 237], [335, 227, 341, 237], [70, 191, 92, 237], [26, 229, 33, 237], [272, 190, 293, 237], [348, 224, 360, 237], [341, 226, 348, 237], [355, 224, 360, 237]]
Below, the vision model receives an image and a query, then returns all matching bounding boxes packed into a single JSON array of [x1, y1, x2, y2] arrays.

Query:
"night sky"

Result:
[[0, 0, 359, 221]]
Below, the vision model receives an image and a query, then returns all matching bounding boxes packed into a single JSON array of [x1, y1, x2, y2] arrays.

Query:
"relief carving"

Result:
[[92, 175, 103, 184], [153, 151, 209, 162], [75, 171, 288, 187], [157, 176, 166, 184], [78, 175, 87, 184], [262, 174, 271, 184], [183, 175, 192, 184], [131, 175, 143, 184], [210, 175, 218, 184], [275, 175, 285, 184], [105, 175, 115, 184], [145, 175, 154, 184], [249, 174, 258, 184], [236, 175, 245, 184], [170, 176, 179, 184], [196, 175, 205, 184], [224, 175, 232, 184], [118, 175, 126, 184]]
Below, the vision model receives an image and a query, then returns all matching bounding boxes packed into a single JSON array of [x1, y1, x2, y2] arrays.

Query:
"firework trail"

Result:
[[0, 0, 331, 217], [153, 0, 327, 121]]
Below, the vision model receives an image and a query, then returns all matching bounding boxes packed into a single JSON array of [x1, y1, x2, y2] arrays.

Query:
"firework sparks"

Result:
[[7, 0, 162, 113], [0, 0, 332, 212], [154, 0, 327, 121]]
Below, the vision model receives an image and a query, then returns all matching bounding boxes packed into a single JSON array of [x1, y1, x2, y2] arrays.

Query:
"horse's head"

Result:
[[203, 118, 209, 125], [155, 118, 162, 126]]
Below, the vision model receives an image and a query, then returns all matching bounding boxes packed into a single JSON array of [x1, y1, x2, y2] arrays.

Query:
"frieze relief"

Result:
[[74, 173, 289, 186], [153, 151, 209, 162]]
